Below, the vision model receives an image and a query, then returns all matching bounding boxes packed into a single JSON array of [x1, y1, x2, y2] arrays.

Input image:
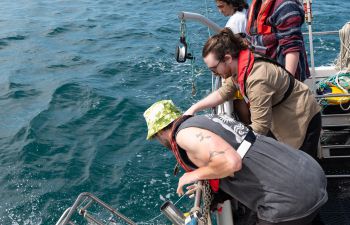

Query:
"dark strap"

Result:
[[244, 130, 256, 143], [236, 130, 256, 158], [254, 56, 295, 107], [273, 72, 295, 107]]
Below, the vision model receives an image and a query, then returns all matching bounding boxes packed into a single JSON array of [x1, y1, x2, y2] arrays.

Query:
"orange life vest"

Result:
[[237, 49, 255, 97], [246, 0, 276, 35]]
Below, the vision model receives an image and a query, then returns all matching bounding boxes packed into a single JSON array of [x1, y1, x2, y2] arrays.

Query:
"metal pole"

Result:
[[216, 200, 234, 225], [55, 208, 72, 225], [178, 12, 222, 34], [60, 192, 137, 225], [305, 0, 317, 93], [194, 181, 203, 208], [303, 31, 339, 36]]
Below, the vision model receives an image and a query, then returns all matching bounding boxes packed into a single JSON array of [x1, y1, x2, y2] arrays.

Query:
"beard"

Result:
[[221, 71, 232, 79], [157, 134, 172, 150], [162, 139, 172, 149]]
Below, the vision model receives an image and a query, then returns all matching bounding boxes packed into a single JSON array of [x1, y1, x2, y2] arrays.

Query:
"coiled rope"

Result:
[[317, 22, 350, 111], [335, 22, 350, 72]]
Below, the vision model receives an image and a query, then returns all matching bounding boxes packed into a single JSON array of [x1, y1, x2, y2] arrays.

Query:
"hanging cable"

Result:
[[204, 0, 212, 37], [178, 18, 197, 96], [185, 26, 197, 96], [187, 24, 196, 96]]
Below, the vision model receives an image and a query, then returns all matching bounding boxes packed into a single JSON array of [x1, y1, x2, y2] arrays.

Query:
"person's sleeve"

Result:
[[226, 13, 247, 34], [269, 0, 305, 55], [232, 15, 247, 34], [217, 78, 238, 101], [246, 64, 274, 135]]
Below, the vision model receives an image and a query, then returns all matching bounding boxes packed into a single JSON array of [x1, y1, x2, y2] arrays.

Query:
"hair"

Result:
[[215, 0, 249, 11], [151, 121, 173, 140], [163, 122, 174, 133], [202, 27, 248, 61]]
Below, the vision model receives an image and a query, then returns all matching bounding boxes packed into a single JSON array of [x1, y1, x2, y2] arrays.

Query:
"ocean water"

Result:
[[0, 0, 349, 224]]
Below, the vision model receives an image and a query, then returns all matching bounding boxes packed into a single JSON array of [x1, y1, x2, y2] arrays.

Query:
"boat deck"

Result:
[[319, 171, 350, 224], [316, 76, 350, 225], [295, 67, 350, 224], [305, 68, 350, 160]]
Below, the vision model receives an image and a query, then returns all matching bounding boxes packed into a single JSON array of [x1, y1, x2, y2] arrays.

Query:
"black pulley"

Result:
[[175, 36, 193, 63]]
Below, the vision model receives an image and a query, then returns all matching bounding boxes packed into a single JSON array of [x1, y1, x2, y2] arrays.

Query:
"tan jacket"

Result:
[[218, 78, 240, 101], [221, 61, 321, 149]]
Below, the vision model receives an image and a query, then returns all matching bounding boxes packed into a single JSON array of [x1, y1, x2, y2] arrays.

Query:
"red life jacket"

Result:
[[237, 49, 255, 97], [237, 49, 296, 108], [169, 116, 220, 192], [246, 0, 275, 35]]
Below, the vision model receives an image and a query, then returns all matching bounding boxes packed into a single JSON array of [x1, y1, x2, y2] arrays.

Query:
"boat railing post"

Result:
[[305, 0, 317, 93], [216, 200, 234, 225], [194, 181, 203, 209]]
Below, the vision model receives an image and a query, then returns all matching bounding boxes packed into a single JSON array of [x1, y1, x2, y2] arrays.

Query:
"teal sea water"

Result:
[[0, 0, 349, 224]]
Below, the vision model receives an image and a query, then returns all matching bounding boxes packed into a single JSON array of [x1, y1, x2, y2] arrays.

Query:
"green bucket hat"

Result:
[[144, 100, 182, 140]]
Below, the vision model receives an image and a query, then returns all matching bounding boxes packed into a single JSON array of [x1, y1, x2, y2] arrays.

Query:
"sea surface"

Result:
[[0, 0, 349, 224]]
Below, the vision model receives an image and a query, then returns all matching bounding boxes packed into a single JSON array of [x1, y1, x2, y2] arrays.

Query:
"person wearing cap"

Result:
[[144, 100, 327, 225], [184, 28, 321, 158]]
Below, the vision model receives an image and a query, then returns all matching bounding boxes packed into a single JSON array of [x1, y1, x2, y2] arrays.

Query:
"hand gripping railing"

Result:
[[55, 192, 137, 225]]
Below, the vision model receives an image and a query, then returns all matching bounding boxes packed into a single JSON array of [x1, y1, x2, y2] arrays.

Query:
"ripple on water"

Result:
[[2, 34, 27, 41], [46, 27, 69, 36], [0, 34, 27, 50]]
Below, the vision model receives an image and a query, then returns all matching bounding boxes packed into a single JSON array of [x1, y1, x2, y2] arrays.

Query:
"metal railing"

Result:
[[178, 12, 221, 34], [55, 192, 137, 225]]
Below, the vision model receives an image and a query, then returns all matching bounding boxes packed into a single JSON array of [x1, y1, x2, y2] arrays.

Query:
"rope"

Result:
[[335, 22, 350, 72], [335, 72, 350, 111], [191, 58, 197, 96], [184, 23, 197, 97], [204, 0, 212, 37], [316, 69, 350, 111], [335, 72, 346, 92], [179, 18, 197, 96]]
